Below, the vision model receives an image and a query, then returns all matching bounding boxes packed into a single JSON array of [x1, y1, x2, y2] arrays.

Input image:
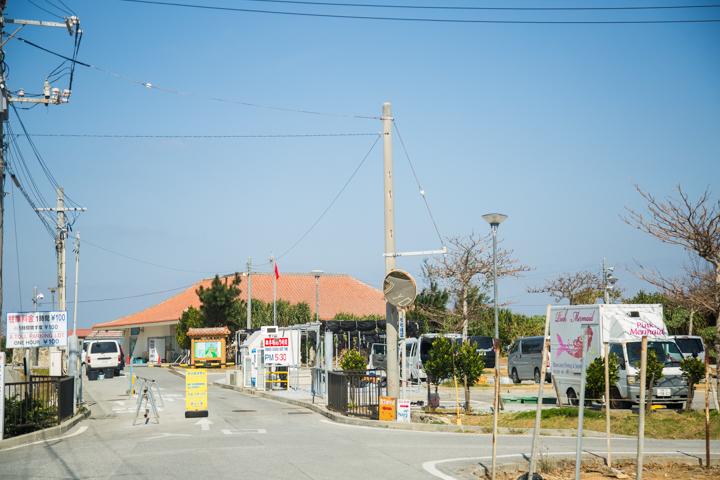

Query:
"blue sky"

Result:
[[3, 1, 719, 328]]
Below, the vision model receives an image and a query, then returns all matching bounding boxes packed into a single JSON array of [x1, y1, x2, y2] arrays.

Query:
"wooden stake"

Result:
[[705, 355, 711, 469], [604, 342, 612, 468], [636, 336, 647, 480], [528, 305, 551, 478]]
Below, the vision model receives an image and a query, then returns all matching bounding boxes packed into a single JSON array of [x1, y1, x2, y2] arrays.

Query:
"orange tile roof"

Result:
[[68, 328, 93, 338], [93, 273, 385, 329]]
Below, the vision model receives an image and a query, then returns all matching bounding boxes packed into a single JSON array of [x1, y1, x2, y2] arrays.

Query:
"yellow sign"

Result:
[[379, 396, 396, 422], [185, 369, 208, 412]]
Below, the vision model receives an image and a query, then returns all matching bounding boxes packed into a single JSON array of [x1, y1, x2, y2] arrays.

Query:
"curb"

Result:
[[208, 378, 622, 438], [0, 409, 90, 451]]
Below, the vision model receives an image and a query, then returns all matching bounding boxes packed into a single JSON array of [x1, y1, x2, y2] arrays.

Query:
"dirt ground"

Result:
[[488, 460, 720, 480]]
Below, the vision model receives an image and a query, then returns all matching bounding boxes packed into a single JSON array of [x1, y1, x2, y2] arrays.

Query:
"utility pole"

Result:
[[0, 7, 80, 346], [271, 255, 277, 326], [246, 257, 252, 329], [69, 232, 80, 413], [382, 102, 399, 399]]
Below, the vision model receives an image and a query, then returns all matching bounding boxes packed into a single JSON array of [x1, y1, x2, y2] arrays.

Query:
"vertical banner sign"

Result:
[[396, 399, 411, 423], [379, 396, 397, 421], [398, 310, 406, 340], [184, 369, 208, 418], [6, 311, 68, 347], [0, 352, 5, 440]]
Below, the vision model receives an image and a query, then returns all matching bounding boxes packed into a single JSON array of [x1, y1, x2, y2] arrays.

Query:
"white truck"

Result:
[[550, 304, 688, 408]]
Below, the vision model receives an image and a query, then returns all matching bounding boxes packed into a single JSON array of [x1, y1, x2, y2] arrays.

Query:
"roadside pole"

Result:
[[705, 355, 710, 469], [636, 336, 648, 480], [604, 341, 612, 467], [246, 257, 252, 329], [574, 326, 591, 480], [69, 232, 80, 414], [527, 305, 551, 479], [1, 351, 5, 440]]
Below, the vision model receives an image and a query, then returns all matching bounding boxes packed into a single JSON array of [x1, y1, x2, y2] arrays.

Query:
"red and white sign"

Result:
[[264, 337, 289, 348], [263, 336, 290, 366], [6, 311, 68, 348]]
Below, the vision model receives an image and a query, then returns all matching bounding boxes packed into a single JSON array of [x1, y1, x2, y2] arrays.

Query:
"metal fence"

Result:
[[3, 375, 75, 438], [327, 370, 386, 419]]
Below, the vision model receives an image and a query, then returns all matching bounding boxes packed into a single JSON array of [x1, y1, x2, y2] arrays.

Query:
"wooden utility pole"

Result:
[[604, 342, 612, 467], [636, 336, 648, 480], [382, 101, 399, 399]]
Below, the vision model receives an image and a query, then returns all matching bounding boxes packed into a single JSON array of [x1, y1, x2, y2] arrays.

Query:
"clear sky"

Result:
[[3, 0, 719, 328]]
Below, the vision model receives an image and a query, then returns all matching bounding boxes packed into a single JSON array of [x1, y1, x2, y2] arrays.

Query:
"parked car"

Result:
[[468, 335, 495, 369], [86, 340, 124, 380], [670, 335, 705, 362], [508, 336, 548, 384]]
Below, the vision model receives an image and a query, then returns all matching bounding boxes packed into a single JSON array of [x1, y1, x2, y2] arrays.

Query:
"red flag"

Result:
[[274, 262, 280, 280]]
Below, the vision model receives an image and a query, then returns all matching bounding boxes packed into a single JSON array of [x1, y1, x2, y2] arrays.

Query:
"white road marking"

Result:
[[422, 450, 711, 480], [221, 428, 267, 435], [195, 418, 213, 431], [142, 433, 192, 441], [0, 426, 89, 452]]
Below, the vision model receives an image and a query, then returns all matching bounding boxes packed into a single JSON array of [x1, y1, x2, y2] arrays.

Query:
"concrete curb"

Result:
[[207, 377, 622, 438], [0, 409, 90, 451]]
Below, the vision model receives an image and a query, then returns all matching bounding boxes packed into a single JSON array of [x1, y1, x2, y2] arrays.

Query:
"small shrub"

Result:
[[339, 348, 366, 371], [680, 356, 705, 411], [585, 353, 620, 403]]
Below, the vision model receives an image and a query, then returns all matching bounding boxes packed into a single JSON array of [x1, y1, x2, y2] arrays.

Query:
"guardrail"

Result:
[[327, 369, 386, 419], [3, 375, 74, 439]]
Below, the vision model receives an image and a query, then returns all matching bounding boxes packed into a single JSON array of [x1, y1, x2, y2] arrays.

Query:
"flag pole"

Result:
[[272, 255, 277, 326]]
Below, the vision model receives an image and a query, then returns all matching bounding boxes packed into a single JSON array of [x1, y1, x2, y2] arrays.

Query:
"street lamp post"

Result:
[[482, 212, 508, 480]]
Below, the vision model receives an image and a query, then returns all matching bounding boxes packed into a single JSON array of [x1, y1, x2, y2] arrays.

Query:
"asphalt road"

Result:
[[0, 368, 715, 480]]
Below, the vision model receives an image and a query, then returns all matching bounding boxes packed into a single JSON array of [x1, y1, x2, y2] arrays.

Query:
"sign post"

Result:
[[0, 352, 5, 440], [185, 369, 208, 418]]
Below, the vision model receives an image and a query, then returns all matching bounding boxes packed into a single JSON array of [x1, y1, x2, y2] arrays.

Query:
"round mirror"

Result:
[[383, 270, 417, 308]]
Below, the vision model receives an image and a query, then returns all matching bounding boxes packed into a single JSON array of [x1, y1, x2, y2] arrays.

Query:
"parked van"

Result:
[[671, 335, 705, 362], [550, 304, 688, 408], [508, 336, 548, 384], [86, 340, 124, 380], [469, 335, 495, 369]]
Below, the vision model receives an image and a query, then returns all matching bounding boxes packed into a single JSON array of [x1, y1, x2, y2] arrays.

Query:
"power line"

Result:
[[18, 132, 380, 139], [393, 120, 445, 248], [217, 0, 720, 11], [116, 0, 720, 23], [71, 283, 197, 304], [277, 133, 381, 260], [14, 36, 379, 120], [27, 0, 65, 20]]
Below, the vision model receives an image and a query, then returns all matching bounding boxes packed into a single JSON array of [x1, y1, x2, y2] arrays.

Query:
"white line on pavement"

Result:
[[422, 450, 711, 480], [0, 426, 89, 452], [221, 428, 267, 435], [195, 418, 213, 431]]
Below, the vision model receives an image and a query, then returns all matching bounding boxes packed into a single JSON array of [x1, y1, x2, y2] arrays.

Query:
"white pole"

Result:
[[604, 342, 612, 467], [490, 223, 500, 480], [574, 326, 591, 480], [70, 232, 80, 413], [528, 305, 552, 477], [246, 257, 252, 330]]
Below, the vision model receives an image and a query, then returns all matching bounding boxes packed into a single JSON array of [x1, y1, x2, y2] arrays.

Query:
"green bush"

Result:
[[339, 348, 366, 371], [3, 396, 57, 438], [585, 353, 620, 403]]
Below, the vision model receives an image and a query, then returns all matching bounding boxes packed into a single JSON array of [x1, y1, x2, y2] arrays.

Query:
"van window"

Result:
[[509, 342, 519, 354], [609, 343, 625, 369], [91, 342, 118, 354], [420, 338, 434, 364], [522, 338, 542, 355], [674, 338, 703, 355], [469, 336, 493, 349], [627, 341, 684, 367]]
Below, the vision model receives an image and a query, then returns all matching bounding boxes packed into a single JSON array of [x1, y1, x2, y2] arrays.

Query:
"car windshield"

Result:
[[626, 341, 684, 367], [371, 344, 385, 355], [674, 338, 703, 355], [470, 336, 493, 349], [91, 342, 118, 354]]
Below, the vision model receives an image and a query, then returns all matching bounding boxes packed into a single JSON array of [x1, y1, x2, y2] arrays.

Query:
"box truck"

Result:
[[550, 304, 688, 408]]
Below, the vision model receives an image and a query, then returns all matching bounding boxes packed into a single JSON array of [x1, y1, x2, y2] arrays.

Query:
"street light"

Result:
[[482, 212, 507, 480], [32, 287, 45, 312], [311, 270, 323, 322]]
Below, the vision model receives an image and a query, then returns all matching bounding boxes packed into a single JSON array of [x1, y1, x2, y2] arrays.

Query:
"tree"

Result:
[[176, 307, 204, 350], [529, 271, 620, 305], [644, 350, 665, 413], [424, 233, 530, 337], [407, 281, 450, 333], [424, 337, 454, 409], [680, 356, 705, 412], [196, 274, 244, 329], [454, 341, 485, 413], [625, 185, 720, 356], [585, 354, 620, 404]]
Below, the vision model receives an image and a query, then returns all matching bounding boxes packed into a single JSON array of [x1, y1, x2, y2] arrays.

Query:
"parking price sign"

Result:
[[185, 369, 208, 418], [6, 311, 68, 348], [263, 337, 290, 366]]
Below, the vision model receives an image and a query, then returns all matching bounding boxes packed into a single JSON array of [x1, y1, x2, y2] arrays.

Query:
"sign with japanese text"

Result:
[[185, 369, 208, 413], [6, 311, 68, 348], [263, 336, 290, 366], [379, 396, 396, 421], [396, 399, 411, 423]]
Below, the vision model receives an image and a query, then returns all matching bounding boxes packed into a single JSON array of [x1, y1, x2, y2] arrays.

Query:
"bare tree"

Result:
[[528, 271, 619, 305], [424, 233, 530, 338], [624, 185, 720, 338]]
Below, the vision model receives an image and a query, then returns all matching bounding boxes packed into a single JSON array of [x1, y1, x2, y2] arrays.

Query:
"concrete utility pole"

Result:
[[0, 1, 8, 333], [69, 232, 80, 412], [382, 102, 399, 399], [271, 255, 277, 326], [246, 257, 252, 329]]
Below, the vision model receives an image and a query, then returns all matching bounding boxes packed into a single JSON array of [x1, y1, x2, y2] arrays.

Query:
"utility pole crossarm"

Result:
[[384, 247, 447, 258], [5, 17, 80, 36]]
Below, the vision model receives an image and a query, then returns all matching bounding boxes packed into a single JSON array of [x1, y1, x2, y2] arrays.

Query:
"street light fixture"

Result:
[[483, 212, 507, 480]]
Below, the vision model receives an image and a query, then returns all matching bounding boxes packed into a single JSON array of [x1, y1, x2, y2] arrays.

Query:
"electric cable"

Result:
[[116, 0, 720, 23], [27, 0, 65, 20], [276, 133, 381, 260], [393, 120, 445, 248], [18, 132, 380, 139]]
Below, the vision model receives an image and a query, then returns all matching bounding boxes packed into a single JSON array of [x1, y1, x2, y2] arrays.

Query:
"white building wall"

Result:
[[130, 325, 177, 362]]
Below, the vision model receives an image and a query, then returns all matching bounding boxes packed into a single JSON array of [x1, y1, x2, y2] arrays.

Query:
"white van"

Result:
[[550, 304, 688, 408], [671, 335, 705, 363]]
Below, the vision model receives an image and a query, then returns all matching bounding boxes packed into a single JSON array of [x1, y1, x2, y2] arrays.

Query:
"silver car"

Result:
[[508, 336, 548, 384]]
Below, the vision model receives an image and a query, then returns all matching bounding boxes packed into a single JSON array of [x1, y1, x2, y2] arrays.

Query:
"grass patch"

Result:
[[438, 408, 720, 439]]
